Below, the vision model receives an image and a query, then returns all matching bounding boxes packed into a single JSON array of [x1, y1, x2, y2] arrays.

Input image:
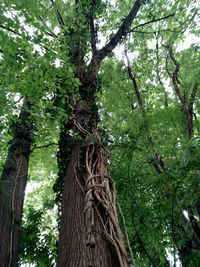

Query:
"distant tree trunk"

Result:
[[0, 97, 33, 267], [57, 82, 129, 266]]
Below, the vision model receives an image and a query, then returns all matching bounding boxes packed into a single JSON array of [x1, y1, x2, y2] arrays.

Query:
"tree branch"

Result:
[[131, 195, 158, 266], [30, 143, 58, 153], [14, 96, 24, 105], [125, 51, 166, 173], [50, 0, 65, 27], [0, 25, 21, 37], [125, 50, 144, 109], [166, 45, 194, 139], [98, 0, 141, 61], [39, 16, 57, 37], [132, 28, 181, 35], [89, 9, 97, 55], [130, 13, 175, 33], [189, 83, 198, 115], [88, 0, 141, 78]]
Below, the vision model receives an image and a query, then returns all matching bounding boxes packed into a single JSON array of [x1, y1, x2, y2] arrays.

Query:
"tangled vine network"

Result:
[[73, 115, 130, 267]]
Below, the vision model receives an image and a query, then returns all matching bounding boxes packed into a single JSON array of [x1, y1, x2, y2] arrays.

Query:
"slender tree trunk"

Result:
[[126, 52, 165, 174], [0, 97, 33, 267], [168, 45, 194, 139]]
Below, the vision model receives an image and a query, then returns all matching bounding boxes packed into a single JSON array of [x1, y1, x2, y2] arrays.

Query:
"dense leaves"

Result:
[[0, 0, 200, 266]]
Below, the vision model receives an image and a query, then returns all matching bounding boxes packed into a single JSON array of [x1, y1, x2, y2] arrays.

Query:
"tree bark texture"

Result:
[[57, 96, 129, 266], [0, 97, 33, 267], [56, 1, 142, 263], [57, 142, 122, 267]]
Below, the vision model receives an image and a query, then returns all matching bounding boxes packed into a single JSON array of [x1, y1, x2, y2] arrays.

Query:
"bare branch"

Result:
[[98, 0, 141, 61], [50, 0, 65, 27], [0, 25, 21, 37], [130, 13, 175, 33], [133, 28, 181, 35], [39, 16, 57, 37], [166, 45, 194, 138], [30, 143, 58, 153], [14, 96, 24, 105]]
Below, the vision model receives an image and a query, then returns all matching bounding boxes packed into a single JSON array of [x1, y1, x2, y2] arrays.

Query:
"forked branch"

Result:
[[88, 0, 141, 77]]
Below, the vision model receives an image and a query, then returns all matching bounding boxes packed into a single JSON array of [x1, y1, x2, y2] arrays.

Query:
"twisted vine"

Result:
[[73, 116, 129, 266]]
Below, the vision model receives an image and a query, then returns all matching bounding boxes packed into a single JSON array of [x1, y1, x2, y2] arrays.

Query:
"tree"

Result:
[[1, 0, 200, 266], [0, 97, 33, 266]]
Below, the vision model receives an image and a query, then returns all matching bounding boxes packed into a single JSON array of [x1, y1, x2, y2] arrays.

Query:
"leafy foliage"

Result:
[[0, 0, 200, 266]]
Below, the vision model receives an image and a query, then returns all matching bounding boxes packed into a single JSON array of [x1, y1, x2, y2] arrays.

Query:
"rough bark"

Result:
[[56, 1, 143, 265], [57, 142, 123, 267], [57, 94, 129, 266], [0, 97, 33, 267], [168, 45, 194, 139]]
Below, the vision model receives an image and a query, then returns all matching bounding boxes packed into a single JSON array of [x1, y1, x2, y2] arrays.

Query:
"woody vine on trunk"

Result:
[[56, 0, 142, 266]]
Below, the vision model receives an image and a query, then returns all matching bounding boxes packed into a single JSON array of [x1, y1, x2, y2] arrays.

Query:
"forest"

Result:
[[0, 0, 200, 266]]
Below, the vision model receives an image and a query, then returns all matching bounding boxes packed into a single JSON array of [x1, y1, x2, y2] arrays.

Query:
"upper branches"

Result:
[[88, 0, 141, 78], [50, 0, 65, 28], [165, 45, 194, 139], [89, 2, 97, 56], [88, 1, 175, 79], [98, 0, 141, 62]]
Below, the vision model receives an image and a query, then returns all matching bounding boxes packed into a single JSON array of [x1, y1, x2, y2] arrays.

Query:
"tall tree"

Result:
[[56, 1, 142, 265], [0, 97, 33, 267], [1, 0, 199, 266]]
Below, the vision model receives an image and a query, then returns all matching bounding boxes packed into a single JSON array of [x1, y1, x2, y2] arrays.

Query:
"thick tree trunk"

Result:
[[57, 93, 129, 266], [57, 142, 122, 266], [0, 97, 33, 267]]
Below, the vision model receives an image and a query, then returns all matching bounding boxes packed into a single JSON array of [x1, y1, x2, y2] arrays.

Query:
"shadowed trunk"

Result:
[[0, 97, 33, 267], [56, 1, 142, 264], [57, 87, 129, 266], [57, 142, 123, 266]]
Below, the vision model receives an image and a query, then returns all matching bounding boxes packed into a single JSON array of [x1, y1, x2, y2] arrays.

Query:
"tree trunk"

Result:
[[57, 92, 129, 266], [57, 142, 122, 266], [0, 97, 33, 267]]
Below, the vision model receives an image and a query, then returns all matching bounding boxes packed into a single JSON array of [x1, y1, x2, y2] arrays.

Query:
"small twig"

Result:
[[132, 28, 181, 35], [0, 25, 21, 36], [50, 0, 65, 27], [39, 16, 57, 37], [30, 143, 58, 153], [14, 96, 24, 105], [130, 13, 175, 33]]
